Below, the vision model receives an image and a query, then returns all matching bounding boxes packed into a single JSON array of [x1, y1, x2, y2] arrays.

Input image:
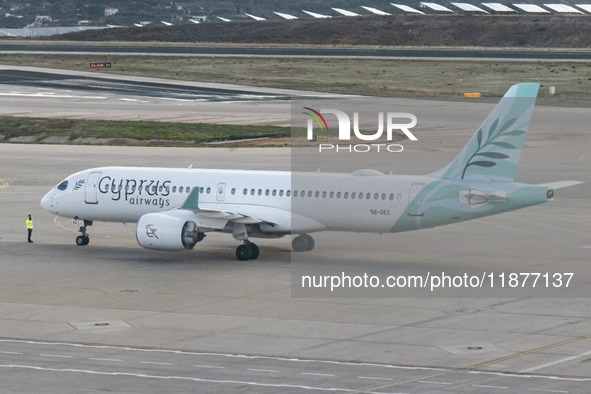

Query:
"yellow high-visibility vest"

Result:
[[26, 219, 33, 229]]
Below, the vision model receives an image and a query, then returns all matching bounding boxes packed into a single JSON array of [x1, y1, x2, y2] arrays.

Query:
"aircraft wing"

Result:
[[179, 188, 326, 233]]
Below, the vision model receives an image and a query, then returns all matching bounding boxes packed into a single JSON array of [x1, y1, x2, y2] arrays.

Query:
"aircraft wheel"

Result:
[[248, 243, 260, 260], [302, 234, 315, 251], [292, 235, 307, 252], [76, 235, 89, 246], [293, 234, 315, 252], [236, 244, 252, 261]]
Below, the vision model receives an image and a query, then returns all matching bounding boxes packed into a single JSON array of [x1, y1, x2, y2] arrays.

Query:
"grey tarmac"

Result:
[[0, 69, 590, 393]]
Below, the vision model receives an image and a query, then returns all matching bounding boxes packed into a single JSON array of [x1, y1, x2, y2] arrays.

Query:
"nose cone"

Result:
[[40, 191, 55, 212]]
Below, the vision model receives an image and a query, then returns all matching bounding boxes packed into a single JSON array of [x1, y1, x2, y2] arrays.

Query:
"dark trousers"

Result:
[[28, 229, 32, 242]]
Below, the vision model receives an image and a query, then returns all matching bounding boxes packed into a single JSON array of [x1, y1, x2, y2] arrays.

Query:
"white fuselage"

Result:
[[41, 166, 430, 235]]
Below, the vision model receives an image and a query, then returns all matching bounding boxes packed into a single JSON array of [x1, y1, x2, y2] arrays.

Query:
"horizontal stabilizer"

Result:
[[538, 180, 584, 189]]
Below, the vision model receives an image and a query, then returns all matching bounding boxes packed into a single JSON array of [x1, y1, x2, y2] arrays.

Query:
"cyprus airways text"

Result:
[[98, 176, 172, 208]]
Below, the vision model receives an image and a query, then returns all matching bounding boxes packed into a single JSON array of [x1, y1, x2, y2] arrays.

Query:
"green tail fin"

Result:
[[431, 83, 539, 182]]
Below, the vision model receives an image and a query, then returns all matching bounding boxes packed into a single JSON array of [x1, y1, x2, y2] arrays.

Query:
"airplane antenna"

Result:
[[188, 164, 193, 169]]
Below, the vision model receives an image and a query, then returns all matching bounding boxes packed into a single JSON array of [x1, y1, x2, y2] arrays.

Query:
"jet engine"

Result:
[[136, 212, 204, 251]]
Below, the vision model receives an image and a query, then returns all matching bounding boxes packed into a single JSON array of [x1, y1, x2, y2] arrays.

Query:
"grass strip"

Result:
[[0, 117, 291, 147]]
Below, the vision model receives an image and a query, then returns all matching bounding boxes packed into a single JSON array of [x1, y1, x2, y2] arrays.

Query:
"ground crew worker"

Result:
[[26, 214, 33, 243]]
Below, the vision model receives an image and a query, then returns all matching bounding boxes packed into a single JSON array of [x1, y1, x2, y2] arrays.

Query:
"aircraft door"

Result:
[[85, 171, 101, 204], [407, 183, 424, 216], [216, 182, 226, 202]]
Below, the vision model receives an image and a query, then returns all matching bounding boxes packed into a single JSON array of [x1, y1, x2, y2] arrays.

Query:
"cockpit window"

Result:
[[57, 180, 68, 191]]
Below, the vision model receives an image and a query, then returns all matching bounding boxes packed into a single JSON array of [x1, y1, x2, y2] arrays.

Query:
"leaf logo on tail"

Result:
[[461, 117, 523, 179]]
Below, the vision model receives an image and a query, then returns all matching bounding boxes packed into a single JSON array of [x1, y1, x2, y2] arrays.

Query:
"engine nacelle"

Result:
[[136, 212, 203, 251]]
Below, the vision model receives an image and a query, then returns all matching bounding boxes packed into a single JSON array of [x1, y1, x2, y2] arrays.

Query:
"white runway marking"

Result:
[[419, 380, 452, 385], [358, 376, 393, 381], [302, 373, 336, 377], [472, 384, 509, 389], [0, 92, 107, 100], [193, 364, 225, 369], [89, 358, 122, 362], [520, 350, 591, 373], [140, 361, 174, 366], [0, 364, 356, 392]]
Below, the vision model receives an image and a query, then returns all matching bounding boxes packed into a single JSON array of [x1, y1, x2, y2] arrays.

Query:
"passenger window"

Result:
[[280, 190, 284, 197], [206, 187, 210, 194], [159, 186, 163, 193], [381, 193, 386, 200], [258, 189, 262, 196], [250, 189, 255, 196], [366, 193, 371, 200], [286, 190, 291, 197], [243, 188, 248, 195], [374, 193, 379, 200], [351, 192, 356, 199], [389, 193, 394, 201], [272, 190, 277, 196], [329, 191, 334, 198], [172, 186, 177, 193], [200, 187, 204, 193], [344, 192, 349, 199], [179, 186, 184, 193], [315, 191, 319, 198], [265, 189, 270, 196], [322, 191, 327, 198], [336, 192, 341, 199], [187, 187, 191, 193], [231, 188, 236, 195]]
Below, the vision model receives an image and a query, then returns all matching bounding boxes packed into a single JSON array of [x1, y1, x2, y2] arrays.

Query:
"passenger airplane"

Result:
[[41, 83, 581, 260]]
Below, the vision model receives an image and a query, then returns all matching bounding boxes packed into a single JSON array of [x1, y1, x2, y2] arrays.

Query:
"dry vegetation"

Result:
[[1, 53, 590, 103]]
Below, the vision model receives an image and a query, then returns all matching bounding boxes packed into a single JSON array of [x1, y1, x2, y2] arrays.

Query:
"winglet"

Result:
[[181, 187, 200, 210]]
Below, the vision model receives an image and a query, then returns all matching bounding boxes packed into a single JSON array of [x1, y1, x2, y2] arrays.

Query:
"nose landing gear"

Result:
[[75, 219, 93, 246]]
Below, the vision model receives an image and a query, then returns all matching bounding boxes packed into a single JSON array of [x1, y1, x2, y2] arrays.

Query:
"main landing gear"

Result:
[[236, 240, 260, 261], [75, 219, 93, 246], [292, 234, 315, 252]]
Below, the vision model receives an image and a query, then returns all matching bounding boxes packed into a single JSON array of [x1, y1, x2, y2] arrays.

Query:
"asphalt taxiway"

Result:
[[2, 43, 591, 61], [1, 70, 591, 393]]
